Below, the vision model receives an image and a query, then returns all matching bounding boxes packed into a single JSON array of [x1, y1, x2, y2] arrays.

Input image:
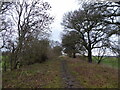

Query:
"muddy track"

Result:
[[61, 60, 81, 88]]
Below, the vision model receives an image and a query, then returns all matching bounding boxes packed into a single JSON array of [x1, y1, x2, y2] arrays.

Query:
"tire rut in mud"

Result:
[[61, 60, 81, 88]]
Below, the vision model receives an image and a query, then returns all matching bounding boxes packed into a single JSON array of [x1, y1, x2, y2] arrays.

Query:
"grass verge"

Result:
[[67, 57, 118, 88], [2, 58, 63, 88]]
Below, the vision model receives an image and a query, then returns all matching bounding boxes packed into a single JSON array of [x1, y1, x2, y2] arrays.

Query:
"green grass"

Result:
[[1, 55, 13, 71], [0, 56, 2, 67], [92, 56, 119, 69]]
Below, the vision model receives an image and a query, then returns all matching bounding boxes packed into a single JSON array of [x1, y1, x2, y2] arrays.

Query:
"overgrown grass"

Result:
[[92, 56, 119, 69], [2, 56, 119, 88], [0, 56, 2, 68], [1, 56, 10, 70], [66, 57, 118, 88], [2, 58, 63, 88]]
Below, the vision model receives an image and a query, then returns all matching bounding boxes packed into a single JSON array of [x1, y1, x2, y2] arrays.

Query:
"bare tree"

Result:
[[61, 2, 119, 63], [0, 0, 54, 69]]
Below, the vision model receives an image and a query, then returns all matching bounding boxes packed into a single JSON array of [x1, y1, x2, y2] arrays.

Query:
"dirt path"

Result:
[[61, 59, 81, 88]]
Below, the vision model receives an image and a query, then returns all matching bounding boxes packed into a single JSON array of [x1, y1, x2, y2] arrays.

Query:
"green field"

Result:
[[92, 56, 119, 69]]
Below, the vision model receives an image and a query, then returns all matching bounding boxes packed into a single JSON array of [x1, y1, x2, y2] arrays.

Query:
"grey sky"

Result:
[[0, 0, 118, 55], [44, 0, 119, 56], [44, 0, 79, 42], [44, 0, 119, 42]]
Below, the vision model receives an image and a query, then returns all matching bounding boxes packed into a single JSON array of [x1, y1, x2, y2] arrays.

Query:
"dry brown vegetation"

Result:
[[66, 57, 118, 88], [2, 59, 63, 88], [2, 56, 119, 88]]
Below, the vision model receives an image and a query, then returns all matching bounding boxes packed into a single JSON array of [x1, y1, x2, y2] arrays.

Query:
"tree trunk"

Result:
[[10, 56, 13, 71], [13, 62, 18, 69], [87, 31, 92, 63], [13, 54, 18, 69], [73, 53, 76, 58], [88, 49, 92, 63], [97, 59, 101, 64], [97, 55, 104, 64], [4, 61, 6, 72], [68, 53, 72, 57]]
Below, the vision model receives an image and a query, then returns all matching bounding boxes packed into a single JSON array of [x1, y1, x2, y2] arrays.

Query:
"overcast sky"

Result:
[[44, 0, 119, 43], [44, 0, 80, 42], [43, 0, 119, 56]]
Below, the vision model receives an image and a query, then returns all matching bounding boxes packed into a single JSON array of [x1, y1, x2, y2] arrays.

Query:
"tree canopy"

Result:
[[61, 1, 120, 63], [0, 0, 54, 70]]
